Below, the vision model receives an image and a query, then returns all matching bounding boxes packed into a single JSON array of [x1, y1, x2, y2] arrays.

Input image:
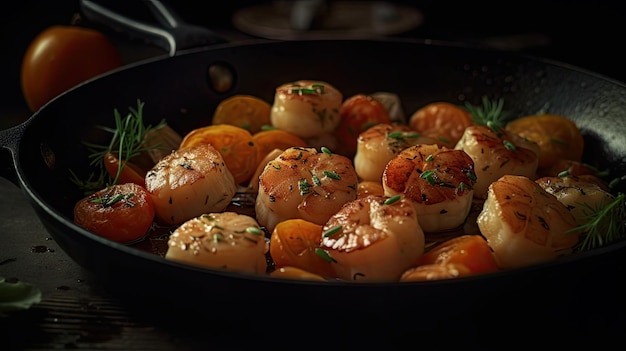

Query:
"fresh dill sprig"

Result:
[[464, 96, 509, 133], [570, 193, 626, 252], [68, 169, 107, 196], [72, 100, 166, 193]]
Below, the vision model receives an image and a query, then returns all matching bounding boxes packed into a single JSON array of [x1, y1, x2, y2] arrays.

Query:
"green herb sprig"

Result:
[[464, 96, 509, 133], [73, 100, 166, 194], [570, 193, 626, 252]]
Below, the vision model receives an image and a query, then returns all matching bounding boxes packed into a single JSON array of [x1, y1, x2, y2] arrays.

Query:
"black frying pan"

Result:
[[2, 0, 626, 337]]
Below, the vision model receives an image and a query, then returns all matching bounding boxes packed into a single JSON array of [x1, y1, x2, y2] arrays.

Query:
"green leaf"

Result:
[[0, 277, 42, 317]]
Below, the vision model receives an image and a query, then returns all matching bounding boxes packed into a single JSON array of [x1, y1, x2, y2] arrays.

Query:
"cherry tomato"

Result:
[[212, 95, 272, 134], [408, 102, 473, 148], [21, 25, 123, 112], [334, 94, 392, 157], [251, 128, 307, 163], [269, 219, 336, 279], [179, 124, 258, 185], [103, 152, 146, 187], [505, 113, 584, 169], [417, 235, 500, 275], [269, 266, 327, 281], [400, 263, 472, 281], [74, 183, 155, 243]]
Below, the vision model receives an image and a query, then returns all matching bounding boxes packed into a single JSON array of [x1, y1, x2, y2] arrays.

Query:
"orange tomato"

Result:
[[537, 159, 600, 178], [269, 266, 327, 281], [418, 235, 500, 275], [103, 152, 146, 187], [334, 94, 392, 157], [211, 95, 272, 134], [74, 183, 155, 243], [179, 124, 258, 185], [408, 102, 473, 148], [21, 25, 123, 112], [400, 263, 472, 282], [505, 113, 584, 169], [269, 219, 336, 279], [251, 128, 308, 162]]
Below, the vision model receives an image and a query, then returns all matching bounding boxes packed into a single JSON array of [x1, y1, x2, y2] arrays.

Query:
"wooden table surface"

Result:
[[0, 177, 243, 351]]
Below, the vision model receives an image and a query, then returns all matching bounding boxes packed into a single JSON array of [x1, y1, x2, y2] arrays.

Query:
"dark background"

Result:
[[1, 0, 624, 128]]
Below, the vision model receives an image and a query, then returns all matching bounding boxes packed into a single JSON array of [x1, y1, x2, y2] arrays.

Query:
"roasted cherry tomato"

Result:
[[74, 183, 155, 243], [179, 124, 258, 185], [103, 152, 146, 187], [334, 94, 392, 157], [21, 25, 123, 112], [400, 263, 472, 281], [212, 95, 272, 134], [269, 218, 336, 279], [251, 128, 307, 163], [417, 234, 500, 275], [505, 113, 584, 169], [408, 101, 473, 148]]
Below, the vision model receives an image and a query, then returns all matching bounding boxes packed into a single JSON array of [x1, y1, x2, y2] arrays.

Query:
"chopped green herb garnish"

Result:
[[323, 170, 341, 180], [384, 195, 402, 205], [315, 248, 336, 263], [323, 225, 342, 237], [420, 170, 436, 185], [90, 192, 134, 207], [246, 227, 263, 235], [299, 179, 311, 195], [503, 139, 517, 151], [558, 170, 571, 178]]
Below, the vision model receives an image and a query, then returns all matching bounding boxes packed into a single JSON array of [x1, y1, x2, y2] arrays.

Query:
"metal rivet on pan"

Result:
[[207, 64, 234, 93]]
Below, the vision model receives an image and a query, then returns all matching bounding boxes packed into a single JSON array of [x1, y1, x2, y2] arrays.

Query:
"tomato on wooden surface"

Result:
[[212, 95, 272, 134], [21, 25, 123, 112], [269, 218, 336, 279], [74, 183, 155, 243], [334, 94, 392, 157], [408, 102, 473, 148], [505, 113, 584, 169], [417, 235, 500, 275], [178, 124, 258, 185]]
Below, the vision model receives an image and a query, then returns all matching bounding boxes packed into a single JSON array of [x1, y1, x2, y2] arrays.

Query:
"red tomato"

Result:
[[21, 25, 123, 112], [334, 94, 392, 157], [74, 183, 155, 243], [408, 102, 473, 148], [103, 152, 146, 187]]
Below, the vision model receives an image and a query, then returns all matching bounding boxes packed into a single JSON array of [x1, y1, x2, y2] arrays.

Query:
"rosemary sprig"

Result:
[[570, 193, 626, 252], [464, 96, 509, 133], [72, 100, 166, 193]]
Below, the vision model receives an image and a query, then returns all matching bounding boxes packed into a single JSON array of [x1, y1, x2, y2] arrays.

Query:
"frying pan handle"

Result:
[[79, 0, 226, 57], [0, 123, 26, 187]]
